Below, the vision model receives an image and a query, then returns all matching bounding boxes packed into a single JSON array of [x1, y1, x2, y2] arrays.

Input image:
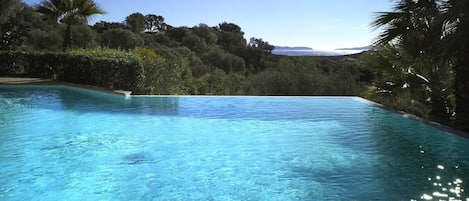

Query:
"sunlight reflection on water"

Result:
[[414, 164, 467, 201]]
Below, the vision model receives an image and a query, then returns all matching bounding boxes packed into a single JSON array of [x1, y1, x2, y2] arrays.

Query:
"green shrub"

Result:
[[133, 47, 164, 62], [0, 49, 145, 93]]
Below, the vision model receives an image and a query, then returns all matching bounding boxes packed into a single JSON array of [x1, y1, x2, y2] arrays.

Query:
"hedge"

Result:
[[0, 50, 145, 93]]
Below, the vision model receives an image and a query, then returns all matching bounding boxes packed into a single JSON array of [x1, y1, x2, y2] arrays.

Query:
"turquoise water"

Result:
[[0, 85, 468, 201]]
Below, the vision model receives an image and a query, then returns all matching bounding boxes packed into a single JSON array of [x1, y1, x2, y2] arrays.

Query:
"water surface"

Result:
[[0, 85, 468, 200]]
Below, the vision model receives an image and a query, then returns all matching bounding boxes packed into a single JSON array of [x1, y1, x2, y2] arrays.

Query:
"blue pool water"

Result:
[[0, 85, 468, 201]]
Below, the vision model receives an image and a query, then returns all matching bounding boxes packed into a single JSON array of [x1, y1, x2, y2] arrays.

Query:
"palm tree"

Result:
[[440, 0, 469, 130], [369, 0, 455, 124], [372, 0, 443, 54], [35, 0, 105, 50], [361, 44, 432, 118]]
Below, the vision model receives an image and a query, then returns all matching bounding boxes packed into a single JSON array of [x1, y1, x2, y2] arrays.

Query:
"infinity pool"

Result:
[[0, 85, 468, 201]]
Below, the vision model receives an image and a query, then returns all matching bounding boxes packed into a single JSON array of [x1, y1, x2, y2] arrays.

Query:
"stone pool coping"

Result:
[[0, 77, 52, 84], [1, 76, 469, 139]]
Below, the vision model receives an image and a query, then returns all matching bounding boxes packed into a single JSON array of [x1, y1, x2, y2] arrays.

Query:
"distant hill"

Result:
[[273, 46, 313, 51], [272, 46, 369, 56], [335, 45, 374, 51]]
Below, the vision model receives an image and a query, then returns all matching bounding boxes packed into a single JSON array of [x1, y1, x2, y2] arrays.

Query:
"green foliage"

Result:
[[192, 69, 245, 95], [92, 21, 127, 33], [201, 47, 245, 74], [192, 24, 218, 45], [0, 0, 20, 24], [17, 4, 61, 50], [125, 12, 146, 33], [368, 0, 462, 126], [133, 47, 192, 94], [0, 49, 144, 92], [71, 24, 98, 49], [0, 14, 28, 50], [182, 32, 208, 54], [18, 4, 52, 30], [4, 47, 189, 95], [2, 7, 370, 98], [246, 56, 365, 96], [0, 50, 27, 74], [27, 29, 63, 51], [188, 54, 208, 77], [35, 0, 105, 50], [144, 14, 166, 32], [100, 28, 144, 50], [361, 44, 454, 122], [248, 37, 274, 54], [0, 2, 29, 51], [133, 47, 164, 62], [166, 27, 189, 42], [442, 0, 469, 131], [66, 47, 135, 58], [216, 22, 246, 54], [141, 32, 179, 47]]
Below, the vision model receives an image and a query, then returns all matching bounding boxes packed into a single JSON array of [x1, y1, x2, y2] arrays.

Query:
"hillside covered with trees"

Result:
[[1, 0, 469, 132], [0, 0, 367, 96]]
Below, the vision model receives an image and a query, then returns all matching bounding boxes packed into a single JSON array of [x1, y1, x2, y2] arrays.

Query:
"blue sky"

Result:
[[23, 0, 393, 50]]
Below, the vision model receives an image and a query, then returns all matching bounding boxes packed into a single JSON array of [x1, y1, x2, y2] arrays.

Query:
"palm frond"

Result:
[[35, 0, 106, 50]]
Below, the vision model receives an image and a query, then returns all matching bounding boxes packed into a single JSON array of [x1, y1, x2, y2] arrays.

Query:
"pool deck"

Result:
[[0, 77, 132, 97], [0, 77, 53, 84]]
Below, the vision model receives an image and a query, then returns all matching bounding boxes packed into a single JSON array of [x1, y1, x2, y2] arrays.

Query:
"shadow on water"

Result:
[[0, 85, 180, 116], [1, 85, 362, 121], [275, 102, 469, 200], [366, 106, 469, 200]]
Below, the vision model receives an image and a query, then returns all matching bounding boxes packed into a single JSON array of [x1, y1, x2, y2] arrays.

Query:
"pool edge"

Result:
[[0, 77, 132, 98], [354, 97, 469, 140]]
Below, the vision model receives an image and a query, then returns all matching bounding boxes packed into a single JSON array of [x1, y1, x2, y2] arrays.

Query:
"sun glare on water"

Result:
[[413, 165, 467, 201]]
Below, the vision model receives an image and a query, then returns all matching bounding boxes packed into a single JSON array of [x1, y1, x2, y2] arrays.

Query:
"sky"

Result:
[[22, 0, 394, 50]]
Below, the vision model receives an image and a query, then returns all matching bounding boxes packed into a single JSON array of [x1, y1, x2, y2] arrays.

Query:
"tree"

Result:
[[2, 3, 61, 51], [28, 29, 63, 51], [141, 32, 178, 47], [35, 0, 105, 50], [248, 37, 274, 54], [182, 32, 208, 54], [201, 46, 246, 74], [166, 26, 189, 42], [125, 12, 145, 33], [92, 21, 127, 33], [216, 22, 246, 54], [0, 0, 20, 24], [218, 22, 242, 33], [361, 45, 453, 120], [71, 24, 98, 48], [192, 23, 218, 45], [369, 0, 455, 124], [244, 37, 274, 72], [144, 14, 165, 32], [100, 28, 143, 49], [1, 12, 28, 50], [372, 0, 442, 55], [440, 0, 469, 130], [0, 0, 28, 50]]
